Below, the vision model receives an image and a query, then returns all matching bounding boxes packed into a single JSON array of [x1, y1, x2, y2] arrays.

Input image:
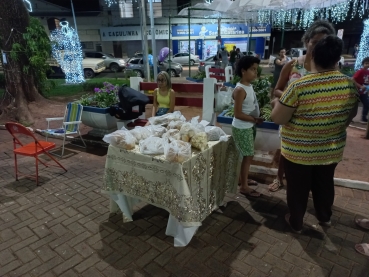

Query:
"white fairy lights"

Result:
[[105, 0, 118, 7], [23, 0, 32, 12], [355, 19, 369, 70], [256, 0, 369, 29], [50, 21, 85, 84]]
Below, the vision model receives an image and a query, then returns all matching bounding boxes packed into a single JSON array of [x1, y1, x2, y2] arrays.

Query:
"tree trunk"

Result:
[[0, 0, 43, 124]]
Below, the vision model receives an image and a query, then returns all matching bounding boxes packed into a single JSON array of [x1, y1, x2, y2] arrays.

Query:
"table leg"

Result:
[[109, 198, 120, 213], [166, 215, 200, 247]]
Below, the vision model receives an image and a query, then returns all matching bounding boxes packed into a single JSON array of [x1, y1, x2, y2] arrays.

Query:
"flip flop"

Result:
[[239, 189, 261, 198], [354, 243, 369, 257], [248, 179, 258, 186], [268, 179, 283, 192], [284, 213, 302, 234], [355, 219, 369, 230]]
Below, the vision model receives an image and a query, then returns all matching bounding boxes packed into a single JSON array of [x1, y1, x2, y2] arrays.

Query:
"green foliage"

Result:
[[192, 71, 206, 80], [224, 76, 272, 121], [76, 82, 119, 108], [341, 64, 355, 77], [10, 17, 52, 94], [230, 75, 241, 85], [257, 66, 262, 78]]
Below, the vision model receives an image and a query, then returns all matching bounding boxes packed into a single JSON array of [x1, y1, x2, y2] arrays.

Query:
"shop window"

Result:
[[119, 0, 134, 18], [81, 42, 94, 50], [146, 0, 162, 18]]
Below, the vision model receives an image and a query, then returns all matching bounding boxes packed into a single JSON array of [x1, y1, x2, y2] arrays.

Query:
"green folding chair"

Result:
[[45, 102, 86, 157]]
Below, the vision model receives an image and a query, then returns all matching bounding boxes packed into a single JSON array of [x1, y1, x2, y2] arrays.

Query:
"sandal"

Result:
[[284, 213, 302, 234], [239, 189, 261, 198], [355, 218, 369, 230], [354, 243, 369, 257], [268, 179, 283, 192], [248, 179, 258, 186]]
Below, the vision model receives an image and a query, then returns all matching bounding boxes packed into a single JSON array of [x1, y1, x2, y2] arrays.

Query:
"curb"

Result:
[[250, 165, 369, 191]]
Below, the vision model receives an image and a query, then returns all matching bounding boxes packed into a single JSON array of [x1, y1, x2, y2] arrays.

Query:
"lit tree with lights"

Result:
[[0, 0, 52, 123], [355, 19, 369, 70]]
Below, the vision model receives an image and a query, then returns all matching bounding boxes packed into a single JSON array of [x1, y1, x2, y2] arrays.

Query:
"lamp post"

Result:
[[149, 0, 157, 79], [70, 0, 78, 34]]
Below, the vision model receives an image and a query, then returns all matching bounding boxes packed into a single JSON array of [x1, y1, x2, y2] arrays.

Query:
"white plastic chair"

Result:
[[45, 102, 86, 157]]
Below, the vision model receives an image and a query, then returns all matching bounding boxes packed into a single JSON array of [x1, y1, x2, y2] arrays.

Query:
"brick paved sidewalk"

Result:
[[0, 129, 368, 277]]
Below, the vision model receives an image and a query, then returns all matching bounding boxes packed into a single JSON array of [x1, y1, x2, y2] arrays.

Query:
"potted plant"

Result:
[[341, 63, 355, 77], [217, 75, 280, 151], [77, 82, 119, 137]]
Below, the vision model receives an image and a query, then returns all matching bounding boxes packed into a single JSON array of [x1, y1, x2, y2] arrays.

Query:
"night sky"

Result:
[[43, 0, 101, 11]]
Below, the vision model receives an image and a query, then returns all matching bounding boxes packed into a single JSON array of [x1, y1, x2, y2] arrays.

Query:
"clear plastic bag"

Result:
[[139, 136, 165, 155], [191, 132, 208, 151], [130, 126, 152, 143], [164, 139, 191, 163], [146, 125, 167, 137], [103, 130, 136, 150], [215, 87, 233, 112], [162, 129, 180, 141], [179, 123, 198, 142], [167, 120, 185, 130], [148, 111, 185, 126], [205, 126, 228, 141]]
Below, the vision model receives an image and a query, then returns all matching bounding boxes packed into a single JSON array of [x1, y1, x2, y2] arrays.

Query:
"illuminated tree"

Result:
[[355, 19, 369, 70]]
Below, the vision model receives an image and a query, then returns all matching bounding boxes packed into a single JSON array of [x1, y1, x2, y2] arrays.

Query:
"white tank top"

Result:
[[232, 82, 259, 129]]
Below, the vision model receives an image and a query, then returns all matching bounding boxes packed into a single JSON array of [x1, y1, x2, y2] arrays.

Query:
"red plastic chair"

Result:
[[5, 122, 67, 186]]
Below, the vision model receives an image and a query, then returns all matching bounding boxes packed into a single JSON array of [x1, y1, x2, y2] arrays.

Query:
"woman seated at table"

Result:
[[152, 71, 175, 117]]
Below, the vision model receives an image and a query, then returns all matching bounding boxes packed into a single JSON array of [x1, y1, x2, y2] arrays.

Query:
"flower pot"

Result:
[[217, 111, 280, 152], [81, 106, 117, 137]]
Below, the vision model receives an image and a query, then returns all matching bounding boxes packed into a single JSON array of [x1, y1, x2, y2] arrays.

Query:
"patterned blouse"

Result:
[[279, 70, 358, 165]]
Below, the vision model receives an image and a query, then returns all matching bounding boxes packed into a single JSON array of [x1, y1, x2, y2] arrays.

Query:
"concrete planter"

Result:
[[217, 111, 280, 152], [186, 77, 204, 83], [81, 106, 117, 137]]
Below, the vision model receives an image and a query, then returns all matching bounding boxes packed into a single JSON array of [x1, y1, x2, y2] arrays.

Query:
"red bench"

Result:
[[139, 82, 204, 107]]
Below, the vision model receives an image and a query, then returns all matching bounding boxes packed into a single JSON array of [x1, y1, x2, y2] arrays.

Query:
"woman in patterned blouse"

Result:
[[271, 35, 359, 233]]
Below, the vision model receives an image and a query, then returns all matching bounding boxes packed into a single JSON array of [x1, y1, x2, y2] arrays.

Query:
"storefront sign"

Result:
[[100, 26, 170, 41], [172, 23, 270, 39]]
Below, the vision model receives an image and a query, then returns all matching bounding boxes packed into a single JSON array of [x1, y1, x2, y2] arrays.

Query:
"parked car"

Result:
[[171, 53, 200, 65], [198, 55, 225, 72], [85, 51, 126, 72], [288, 47, 344, 68], [125, 57, 183, 77], [47, 57, 106, 79]]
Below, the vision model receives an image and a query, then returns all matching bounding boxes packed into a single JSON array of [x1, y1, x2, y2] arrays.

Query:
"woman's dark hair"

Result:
[[279, 47, 286, 52], [301, 19, 336, 45], [362, 57, 369, 65], [312, 35, 343, 69], [235, 56, 260, 77]]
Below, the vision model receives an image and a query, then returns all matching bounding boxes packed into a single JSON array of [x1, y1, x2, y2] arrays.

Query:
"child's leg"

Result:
[[239, 156, 254, 193]]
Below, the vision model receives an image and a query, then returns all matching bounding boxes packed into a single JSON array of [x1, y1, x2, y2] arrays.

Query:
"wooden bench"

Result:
[[208, 68, 226, 82], [139, 82, 204, 107]]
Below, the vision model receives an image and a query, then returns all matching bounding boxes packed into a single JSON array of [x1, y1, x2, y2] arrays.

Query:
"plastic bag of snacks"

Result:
[[190, 132, 208, 151], [162, 129, 181, 141], [179, 123, 199, 142], [167, 120, 185, 130], [139, 136, 166, 155], [129, 126, 152, 143], [205, 126, 228, 141], [148, 111, 185, 126], [164, 140, 191, 163], [146, 125, 167, 137], [103, 130, 136, 150]]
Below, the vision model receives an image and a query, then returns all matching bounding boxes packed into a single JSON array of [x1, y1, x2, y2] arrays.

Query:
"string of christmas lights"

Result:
[[355, 19, 369, 70], [50, 21, 85, 84]]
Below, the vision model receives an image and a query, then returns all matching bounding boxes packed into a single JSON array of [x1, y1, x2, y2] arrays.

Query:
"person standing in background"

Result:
[[220, 46, 229, 69], [229, 45, 237, 70], [270, 48, 291, 99]]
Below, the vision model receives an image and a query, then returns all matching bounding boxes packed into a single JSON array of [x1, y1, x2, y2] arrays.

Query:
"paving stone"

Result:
[[0, 249, 16, 266], [15, 247, 36, 263]]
